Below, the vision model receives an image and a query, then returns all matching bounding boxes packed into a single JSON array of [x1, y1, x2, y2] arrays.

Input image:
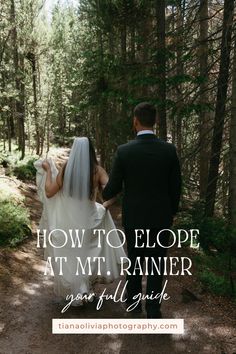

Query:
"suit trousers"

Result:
[[124, 228, 170, 313]]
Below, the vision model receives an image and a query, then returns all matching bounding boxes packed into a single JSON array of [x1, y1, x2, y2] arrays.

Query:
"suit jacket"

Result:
[[102, 134, 181, 229]]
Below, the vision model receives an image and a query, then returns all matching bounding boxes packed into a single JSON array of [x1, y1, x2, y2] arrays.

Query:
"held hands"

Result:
[[103, 197, 116, 209], [103, 200, 111, 209]]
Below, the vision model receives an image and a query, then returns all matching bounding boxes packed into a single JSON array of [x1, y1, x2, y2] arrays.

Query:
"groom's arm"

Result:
[[169, 146, 182, 215], [102, 149, 124, 201]]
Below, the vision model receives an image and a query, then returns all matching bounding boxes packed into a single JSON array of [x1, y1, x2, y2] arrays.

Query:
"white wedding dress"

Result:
[[34, 138, 126, 301]]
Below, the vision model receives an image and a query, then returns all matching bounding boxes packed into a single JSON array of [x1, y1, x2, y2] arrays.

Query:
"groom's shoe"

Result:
[[146, 309, 162, 319]]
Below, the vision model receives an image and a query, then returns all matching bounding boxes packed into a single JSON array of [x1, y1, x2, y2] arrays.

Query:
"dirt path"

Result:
[[0, 155, 236, 354]]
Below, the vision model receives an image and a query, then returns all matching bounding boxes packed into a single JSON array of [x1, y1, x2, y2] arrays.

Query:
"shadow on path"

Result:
[[0, 162, 235, 354]]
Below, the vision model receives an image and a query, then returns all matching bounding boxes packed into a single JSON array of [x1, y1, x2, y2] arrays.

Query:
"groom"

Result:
[[103, 102, 181, 318]]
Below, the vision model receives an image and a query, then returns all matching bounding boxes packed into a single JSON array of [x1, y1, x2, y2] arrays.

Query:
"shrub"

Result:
[[13, 158, 37, 181], [0, 151, 16, 168], [199, 269, 231, 297], [175, 201, 236, 254], [0, 199, 31, 247], [175, 201, 236, 298]]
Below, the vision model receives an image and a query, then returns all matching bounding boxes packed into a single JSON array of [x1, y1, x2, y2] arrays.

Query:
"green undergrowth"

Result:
[[0, 179, 31, 247], [175, 201, 236, 300]]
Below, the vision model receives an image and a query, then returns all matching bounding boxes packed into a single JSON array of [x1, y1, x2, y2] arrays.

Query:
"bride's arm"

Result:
[[98, 166, 116, 208], [42, 161, 63, 198]]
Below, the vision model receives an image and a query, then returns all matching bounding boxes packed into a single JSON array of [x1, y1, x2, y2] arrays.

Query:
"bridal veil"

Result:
[[34, 137, 126, 300]]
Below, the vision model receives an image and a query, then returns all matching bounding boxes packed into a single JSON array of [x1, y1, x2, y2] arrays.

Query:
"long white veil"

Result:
[[63, 137, 90, 200], [34, 137, 127, 300]]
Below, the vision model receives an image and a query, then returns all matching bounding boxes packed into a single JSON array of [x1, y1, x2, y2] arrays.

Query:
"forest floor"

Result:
[[0, 149, 236, 354]]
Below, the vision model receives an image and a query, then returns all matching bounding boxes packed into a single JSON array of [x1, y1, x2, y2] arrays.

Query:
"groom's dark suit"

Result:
[[103, 133, 181, 316]]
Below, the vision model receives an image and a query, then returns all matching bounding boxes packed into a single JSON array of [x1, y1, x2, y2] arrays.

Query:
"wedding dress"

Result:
[[34, 138, 126, 301]]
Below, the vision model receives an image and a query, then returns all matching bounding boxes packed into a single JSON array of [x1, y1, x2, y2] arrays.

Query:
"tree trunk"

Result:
[[19, 54, 25, 159], [176, 4, 185, 159], [9, 100, 15, 138], [121, 7, 127, 64], [205, 0, 234, 216], [199, 0, 210, 199], [229, 33, 236, 226], [120, 0, 128, 126], [156, 0, 167, 141], [31, 52, 40, 155], [130, 20, 135, 63], [2, 73, 12, 152], [10, 0, 25, 159]]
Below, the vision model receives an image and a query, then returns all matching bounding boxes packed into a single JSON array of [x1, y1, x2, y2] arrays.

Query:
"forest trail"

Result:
[[0, 150, 236, 354]]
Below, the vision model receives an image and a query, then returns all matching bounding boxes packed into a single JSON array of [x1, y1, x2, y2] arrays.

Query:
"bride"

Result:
[[34, 137, 126, 306]]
